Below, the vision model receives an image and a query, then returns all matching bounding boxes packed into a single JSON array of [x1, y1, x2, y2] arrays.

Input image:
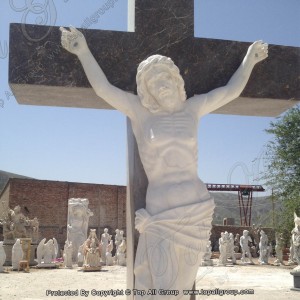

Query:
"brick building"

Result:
[[0, 177, 276, 255], [0, 178, 126, 248]]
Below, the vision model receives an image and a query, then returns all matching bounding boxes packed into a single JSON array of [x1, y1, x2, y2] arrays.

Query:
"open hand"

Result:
[[60, 26, 88, 56]]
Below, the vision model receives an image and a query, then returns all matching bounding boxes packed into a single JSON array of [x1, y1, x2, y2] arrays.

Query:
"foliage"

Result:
[[264, 105, 300, 239]]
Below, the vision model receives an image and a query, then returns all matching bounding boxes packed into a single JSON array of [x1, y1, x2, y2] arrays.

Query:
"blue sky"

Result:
[[0, 0, 299, 197]]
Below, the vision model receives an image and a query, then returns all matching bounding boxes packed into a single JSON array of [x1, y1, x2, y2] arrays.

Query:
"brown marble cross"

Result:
[[9, 0, 299, 116], [8, 0, 300, 296]]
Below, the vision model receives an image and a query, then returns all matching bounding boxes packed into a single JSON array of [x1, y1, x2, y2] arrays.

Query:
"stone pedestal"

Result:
[[291, 268, 300, 291], [3, 241, 37, 266], [82, 266, 101, 272], [201, 259, 213, 266], [36, 263, 58, 269]]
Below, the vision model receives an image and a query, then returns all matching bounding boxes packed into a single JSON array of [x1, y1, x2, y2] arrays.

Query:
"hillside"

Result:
[[211, 191, 275, 227], [0, 170, 32, 192]]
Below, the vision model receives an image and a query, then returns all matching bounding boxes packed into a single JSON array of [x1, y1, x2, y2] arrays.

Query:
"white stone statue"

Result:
[[274, 234, 284, 266], [37, 238, 58, 265], [114, 229, 123, 250], [12, 239, 24, 270], [116, 238, 126, 266], [290, 213, 300, 272], [0, 241, 6, 272], [60, 26, 268, 295], [201, 240, 213, 266], [240, 230, 254, 264], [27, 217, 40, 243], [63, 240, 73, 268], [0, 206, 40, 242], [106, 239, 114, 266], [251, 223, 261, 256], [100, 228, 111, 264], [10, 206, 27, 238], [114, 229, 124, 263], [227, 232, 236, 264], [258, 230, 269, 264], [218, 232, 228, 266], [234, 233, 241, 253], [66, 198, 94, 263], [77, 244, 84, 267], [83, 229, 101, 270]]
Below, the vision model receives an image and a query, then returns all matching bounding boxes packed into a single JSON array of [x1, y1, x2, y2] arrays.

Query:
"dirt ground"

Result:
[[0, 259, 299, 300]]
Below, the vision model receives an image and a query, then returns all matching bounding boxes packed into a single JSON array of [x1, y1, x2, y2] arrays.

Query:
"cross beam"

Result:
[[9, 0, 299, 116]]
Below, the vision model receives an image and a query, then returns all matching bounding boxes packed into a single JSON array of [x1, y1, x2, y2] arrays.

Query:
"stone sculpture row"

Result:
[[76, 228, 126, 271], [0, 228, 127, 272], [214, 213, 300, 269], [1, 212, 299, 273], [217, 229, 273, 266], [0, 238, 29, 271]]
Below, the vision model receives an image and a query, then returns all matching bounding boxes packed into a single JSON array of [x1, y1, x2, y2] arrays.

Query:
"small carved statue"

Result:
[[12, 239, 24, 270], [218, 232, 228, 266], [83, 229, 101, 269], [106, 240, 114, 266], [100, 228, 111, 264], [234, 233, 241, 253], [116, 239, 126, 266], [240, 230, 254, 264], [37, 238, 58, 265], [274, 232, 284, 266], [258, 230, 269, 264], [227, 233, 236, 264], [0, 241, 6, 272], [77, 244, 84, 267], [290, 212, 300, 272], [201, 240, 213, 266], [63, 240, 73, 268]]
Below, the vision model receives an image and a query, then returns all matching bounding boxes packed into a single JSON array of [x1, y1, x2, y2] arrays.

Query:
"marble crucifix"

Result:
[[8, 0, 300, 297]]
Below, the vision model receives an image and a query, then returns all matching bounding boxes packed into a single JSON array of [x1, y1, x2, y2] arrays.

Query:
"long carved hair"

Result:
[[136, 55, 186, 113]]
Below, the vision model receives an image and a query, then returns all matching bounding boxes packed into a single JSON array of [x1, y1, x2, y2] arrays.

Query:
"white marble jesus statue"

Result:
[[60, 26, 268, 299]]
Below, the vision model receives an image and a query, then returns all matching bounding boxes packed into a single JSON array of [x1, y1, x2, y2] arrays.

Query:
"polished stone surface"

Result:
[[9, 0, 299, 116]]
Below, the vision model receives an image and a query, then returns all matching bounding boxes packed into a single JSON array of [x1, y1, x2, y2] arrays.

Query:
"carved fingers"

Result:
[[59, 26, 87, 55]]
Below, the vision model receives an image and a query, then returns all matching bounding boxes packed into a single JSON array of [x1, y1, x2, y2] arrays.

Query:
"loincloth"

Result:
[[136, 196, 215, 252]]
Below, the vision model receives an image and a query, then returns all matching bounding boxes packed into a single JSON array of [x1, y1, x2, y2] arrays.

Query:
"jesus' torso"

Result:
[[130, 99, 209, 216]]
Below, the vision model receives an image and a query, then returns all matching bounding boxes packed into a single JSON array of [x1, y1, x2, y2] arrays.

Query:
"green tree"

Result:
[[264, 105, 300, 239]]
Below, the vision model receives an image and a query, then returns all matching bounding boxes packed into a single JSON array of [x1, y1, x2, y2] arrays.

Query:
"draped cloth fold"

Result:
[[134, 197, 215, 299]]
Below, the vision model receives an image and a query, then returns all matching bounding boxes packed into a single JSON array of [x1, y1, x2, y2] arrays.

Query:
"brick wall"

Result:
[[0, 178, 126, 249], [1, 178, 277, 254]]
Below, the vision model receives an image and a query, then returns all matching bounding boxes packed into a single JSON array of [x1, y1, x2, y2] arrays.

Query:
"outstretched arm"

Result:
[[60, 27, 138, 118], [190, 41, 268, 116]]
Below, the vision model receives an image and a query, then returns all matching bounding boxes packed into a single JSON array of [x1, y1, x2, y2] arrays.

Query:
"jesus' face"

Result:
[[145, 65, 181, 113]]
